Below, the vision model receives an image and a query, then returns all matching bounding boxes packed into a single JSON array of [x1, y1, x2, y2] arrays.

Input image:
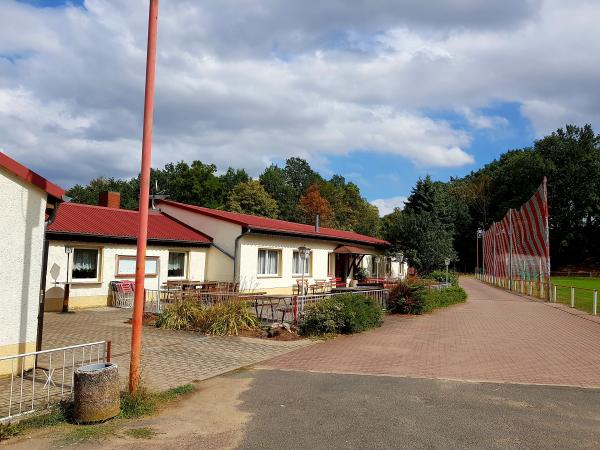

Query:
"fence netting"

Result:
[[482, 178, 550, 292]]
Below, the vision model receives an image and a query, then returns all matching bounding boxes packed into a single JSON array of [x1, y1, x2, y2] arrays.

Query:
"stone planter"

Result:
[[74, 363, 120, 423], [349, 279, 358, 288]]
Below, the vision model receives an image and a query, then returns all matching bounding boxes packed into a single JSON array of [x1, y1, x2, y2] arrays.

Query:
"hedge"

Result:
[[299, 294, 383, 336], [388, 281, 466, 315]]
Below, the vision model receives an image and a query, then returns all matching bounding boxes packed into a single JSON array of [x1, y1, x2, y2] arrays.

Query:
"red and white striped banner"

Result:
[[482, 178, 550, 285]]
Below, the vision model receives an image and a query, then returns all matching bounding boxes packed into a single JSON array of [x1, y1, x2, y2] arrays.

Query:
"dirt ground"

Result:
[[2, 374, 253, 450]]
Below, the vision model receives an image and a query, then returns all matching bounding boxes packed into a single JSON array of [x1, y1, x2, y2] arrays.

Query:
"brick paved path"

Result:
[[263, 278, 600, 387], [41, 308, 311, 390], [1, 308, 312, 420]]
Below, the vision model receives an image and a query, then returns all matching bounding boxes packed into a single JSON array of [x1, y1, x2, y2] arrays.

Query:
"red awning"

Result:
[[334, 245, 375, 255]]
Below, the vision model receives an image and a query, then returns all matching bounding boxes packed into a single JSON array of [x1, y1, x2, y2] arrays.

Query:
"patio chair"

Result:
[[294, 279, 309, 295], [110, 280, 135, 308]]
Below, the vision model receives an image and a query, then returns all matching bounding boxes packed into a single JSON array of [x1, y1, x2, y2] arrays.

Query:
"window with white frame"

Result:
[[168, 252, 186, 278], [257, 249, 279, 275], [72, 248, 100, 281], [115, 255, 159, 277], [292, 250, 311, 275]]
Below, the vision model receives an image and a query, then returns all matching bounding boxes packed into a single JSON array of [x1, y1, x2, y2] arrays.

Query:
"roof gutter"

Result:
[[36, 198, 62, 352], [234, 228, 251, 282]]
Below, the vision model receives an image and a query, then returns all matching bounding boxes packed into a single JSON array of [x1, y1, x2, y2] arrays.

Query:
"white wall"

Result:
[[158, 204, 241, 255], [45, 241, 208, 309], [0, 168, 46, 350], [237, 234, 339, 293]]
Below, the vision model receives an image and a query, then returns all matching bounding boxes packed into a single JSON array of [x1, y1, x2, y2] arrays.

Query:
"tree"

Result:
[[284, 157, 321, 194], [225, 180, 279, 218], [67, 177, 138, 209], [219, 168, 250, 203], [259, 165, 298, 221], [382, 210, 456, 274], [404, 175, 435, 215], [298, 184, 333, 226]]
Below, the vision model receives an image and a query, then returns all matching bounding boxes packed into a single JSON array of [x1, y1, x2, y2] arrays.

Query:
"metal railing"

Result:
[[248, 289, 389, 323], [551, 284, 599, 315], [0, 341, 108, 423]]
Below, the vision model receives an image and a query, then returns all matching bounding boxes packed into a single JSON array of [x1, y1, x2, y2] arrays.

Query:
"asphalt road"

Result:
[[236, 369, 600, 450]]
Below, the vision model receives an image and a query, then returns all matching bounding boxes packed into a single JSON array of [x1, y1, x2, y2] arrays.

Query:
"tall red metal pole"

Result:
[[129, 0, 159, 393]]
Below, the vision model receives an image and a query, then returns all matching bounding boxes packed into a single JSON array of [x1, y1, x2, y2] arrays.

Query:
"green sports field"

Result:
[[551, 277, 600, 314]]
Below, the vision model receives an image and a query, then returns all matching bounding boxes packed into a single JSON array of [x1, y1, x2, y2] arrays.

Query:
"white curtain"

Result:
[[258, 250, 278, 275], [168, 252, 185, 277], [72, 249, 98, 278], [293, 251, 309, 275]]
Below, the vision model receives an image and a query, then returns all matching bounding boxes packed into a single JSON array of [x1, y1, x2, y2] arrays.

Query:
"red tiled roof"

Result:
[[0, 152, 65, 200], [48, 203, 212, 244], [159, 200, 389, 247]]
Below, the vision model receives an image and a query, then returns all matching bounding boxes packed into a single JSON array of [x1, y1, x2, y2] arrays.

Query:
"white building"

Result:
[[158, 200, 403, 294], [45, 194, 211, 310], [0, 152, 64, 373]]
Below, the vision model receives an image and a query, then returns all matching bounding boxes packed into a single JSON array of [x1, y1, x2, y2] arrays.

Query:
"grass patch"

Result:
[[551, 277, 600, 314], [0, 403, 70, 441], [124, 427, 156, 439], [120, 383, 194, 419], [61, 423, 116, 444], [0, 384, 194, 443]]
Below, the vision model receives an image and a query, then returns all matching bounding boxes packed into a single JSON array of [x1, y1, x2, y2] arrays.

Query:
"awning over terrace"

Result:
[[334, 245, 374, 255]]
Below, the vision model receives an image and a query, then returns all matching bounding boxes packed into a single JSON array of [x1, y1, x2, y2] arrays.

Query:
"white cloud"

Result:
[[371, 196, 408, 216], [0, 0, 599, 187], [456, 107, 509, 130]]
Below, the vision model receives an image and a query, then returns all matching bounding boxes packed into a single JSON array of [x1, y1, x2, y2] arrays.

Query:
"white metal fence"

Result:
[[551, 284, 599, 316], [0, 341, 108, 423]]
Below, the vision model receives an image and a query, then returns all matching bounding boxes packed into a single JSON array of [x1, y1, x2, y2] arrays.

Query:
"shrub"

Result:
[[388, 281, 466, 314], [422, 285, 467, 313], [299, 294, 383, 336], [388, 281, 428, 314], [195, 301, 259, 336], [426, 270, 458, 286], [354, 267, 368, 282], [156, 301, 202, 330]]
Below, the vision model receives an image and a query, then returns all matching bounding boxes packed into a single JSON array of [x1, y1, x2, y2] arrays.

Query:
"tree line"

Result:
[[67, 156, 381, 237], [381, 124, 600, 273], [68, 124, 600, 273]]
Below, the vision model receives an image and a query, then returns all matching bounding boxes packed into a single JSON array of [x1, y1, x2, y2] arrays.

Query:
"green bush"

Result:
[[195, 301, 259, 336], [389, 281, 466, 314], [299, 294, 383, 336], [426, 270, 458, 286], [156, 301, 203, 330], [388, 281, 428, 314], [422, 285, 467, 313], [157, 300, 259, 336]]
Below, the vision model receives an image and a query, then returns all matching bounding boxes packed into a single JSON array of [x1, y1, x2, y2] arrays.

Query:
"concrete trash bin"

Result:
[[74, 363, 120, 423]]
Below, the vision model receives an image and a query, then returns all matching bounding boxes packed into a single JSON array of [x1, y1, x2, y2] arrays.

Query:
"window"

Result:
[[168, 252, 186, 278], [292, 251, 310, 275], [72, 248, 99, 281], [257, 249, 279, 275], [116, 255, 159, 277]]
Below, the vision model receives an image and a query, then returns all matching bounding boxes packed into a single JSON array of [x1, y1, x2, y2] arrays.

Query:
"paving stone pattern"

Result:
[[42, 308, 312, 391], [263, 278, 600, 388]]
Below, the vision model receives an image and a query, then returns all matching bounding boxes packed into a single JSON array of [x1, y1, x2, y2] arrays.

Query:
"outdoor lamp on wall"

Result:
[[297, 246, 311, 307], [63, 246, 74, 313], [444, 258, 451, 285]]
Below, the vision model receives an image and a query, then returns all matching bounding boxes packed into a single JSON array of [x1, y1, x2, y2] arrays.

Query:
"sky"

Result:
[[2, 1, 599, 216]]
